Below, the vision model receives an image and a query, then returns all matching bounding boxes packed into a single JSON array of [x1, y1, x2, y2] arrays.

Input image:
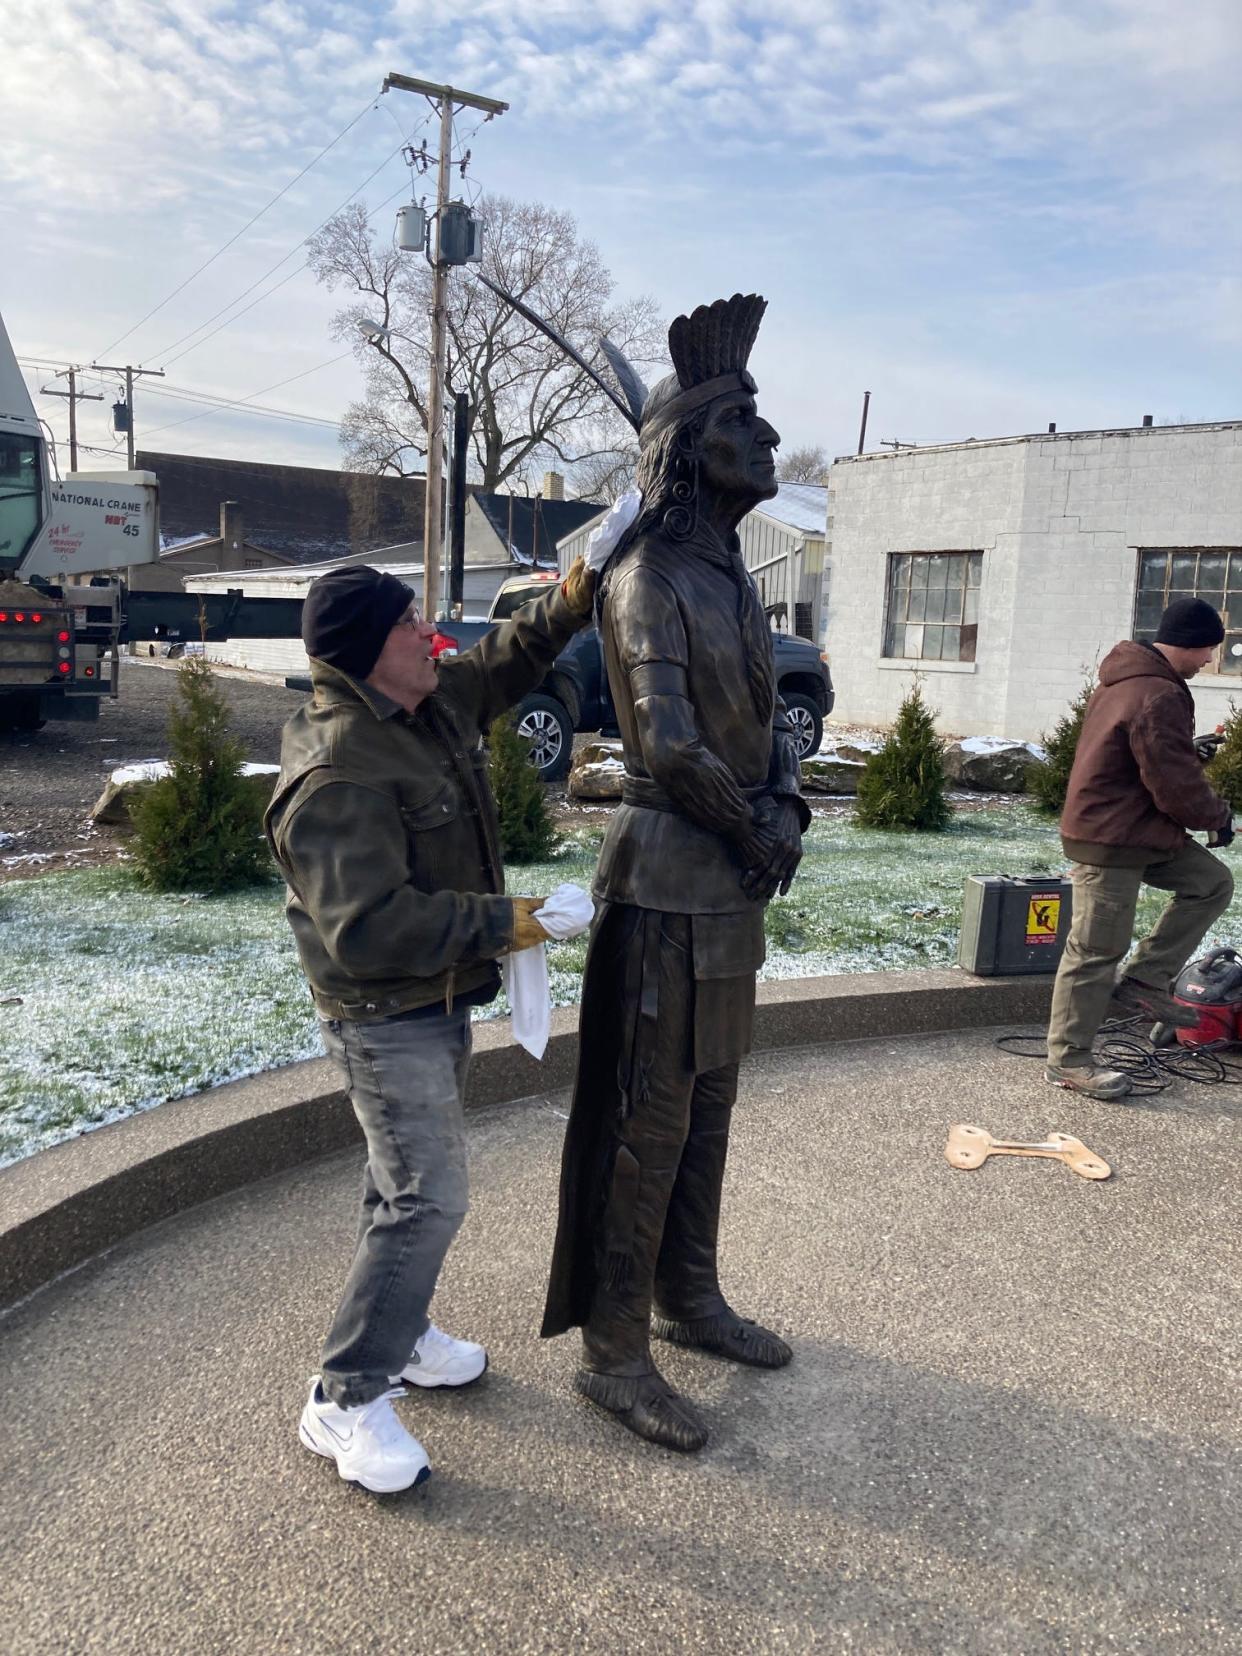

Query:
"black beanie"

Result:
[[1154, 597, 1225, 649], [302, 566, 415, 679]]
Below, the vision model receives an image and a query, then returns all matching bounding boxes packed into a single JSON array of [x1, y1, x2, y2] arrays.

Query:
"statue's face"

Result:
[[698, 392, 780, 508]]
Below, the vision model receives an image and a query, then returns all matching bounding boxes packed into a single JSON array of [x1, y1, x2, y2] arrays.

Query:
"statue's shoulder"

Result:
[[608, 528, 680, 587]]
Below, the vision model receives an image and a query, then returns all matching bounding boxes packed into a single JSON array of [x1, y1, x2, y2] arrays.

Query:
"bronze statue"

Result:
[[537, 294, 811, 1451]]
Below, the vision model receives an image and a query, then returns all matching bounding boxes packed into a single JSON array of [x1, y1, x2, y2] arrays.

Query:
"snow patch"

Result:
[[111, 760, 280, 786], [959, 735, 1045, 759]]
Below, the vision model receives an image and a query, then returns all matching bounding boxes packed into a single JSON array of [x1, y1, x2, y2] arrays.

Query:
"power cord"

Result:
[[996, 1016, 1242, 1095]]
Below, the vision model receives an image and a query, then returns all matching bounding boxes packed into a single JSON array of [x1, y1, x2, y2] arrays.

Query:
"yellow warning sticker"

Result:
[[1025, 895, 1061, 945]]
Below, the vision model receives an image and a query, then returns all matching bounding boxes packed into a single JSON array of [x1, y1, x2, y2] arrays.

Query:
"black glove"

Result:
[[1208, 815, 1234, 849], [738, 796, 804, 902]]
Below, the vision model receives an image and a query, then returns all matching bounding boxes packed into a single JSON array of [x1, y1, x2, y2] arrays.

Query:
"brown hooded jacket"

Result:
[[1060, 640, 1230, 866]]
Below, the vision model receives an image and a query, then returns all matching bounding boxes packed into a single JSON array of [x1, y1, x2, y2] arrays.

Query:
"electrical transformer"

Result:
[[436, 201, 483, 266], [957, 874, 1073, 976]]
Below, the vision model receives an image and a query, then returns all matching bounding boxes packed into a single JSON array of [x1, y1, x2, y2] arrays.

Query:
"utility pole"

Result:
[[89, 362, 166, 468], [856, 390, 871, 456], [383, 73, 507, 619], [41, 369, 103, 471]]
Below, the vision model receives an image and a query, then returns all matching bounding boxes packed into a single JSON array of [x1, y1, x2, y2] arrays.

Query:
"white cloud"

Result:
[[1, 0, 1236, 472]]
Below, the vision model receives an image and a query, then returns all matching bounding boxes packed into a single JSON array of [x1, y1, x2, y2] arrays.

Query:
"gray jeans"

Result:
[[318, 1007, 473, 1408], [1047, 840, 1234, 1069]]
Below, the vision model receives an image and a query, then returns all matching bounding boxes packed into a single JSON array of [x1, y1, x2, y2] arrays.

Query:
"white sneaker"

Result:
[[299, 1380, 431, 1494], [393, 1323, 488, 1389]]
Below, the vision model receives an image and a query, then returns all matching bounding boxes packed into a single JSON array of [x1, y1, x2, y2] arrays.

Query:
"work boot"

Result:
[[652, 1066, 793, 1370], [1110, 977, 1197, 1028], [1045, 1062, 1132, 1101]]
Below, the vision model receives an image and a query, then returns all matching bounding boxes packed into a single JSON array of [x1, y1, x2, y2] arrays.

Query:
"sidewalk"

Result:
[[1, 1027, 1237, 1654]]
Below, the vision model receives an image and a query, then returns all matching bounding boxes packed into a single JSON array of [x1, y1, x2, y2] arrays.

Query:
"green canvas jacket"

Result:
[[265, 584, 586, 1022]]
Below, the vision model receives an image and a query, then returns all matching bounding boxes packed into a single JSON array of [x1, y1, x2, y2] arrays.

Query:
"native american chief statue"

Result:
[[529, 291, 812, 1452]]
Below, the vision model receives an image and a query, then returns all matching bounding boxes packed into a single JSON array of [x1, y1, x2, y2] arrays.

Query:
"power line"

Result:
[[153, 174, 416, 376], [134, 383, 342, 429], [95, 91, 386, 359], [145, 111, 435, 371], [139, 352, 354, 439]]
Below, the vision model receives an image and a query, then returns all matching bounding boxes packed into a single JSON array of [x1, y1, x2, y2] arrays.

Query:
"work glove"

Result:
[[560, 556, 597, 619], [738, 796, 804, 902], [1208, 815, 1234, 849], [510, 895, 551, 951]]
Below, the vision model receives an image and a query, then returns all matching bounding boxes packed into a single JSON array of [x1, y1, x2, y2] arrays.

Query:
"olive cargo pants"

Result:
[[1047, 840, 1234, 1068]]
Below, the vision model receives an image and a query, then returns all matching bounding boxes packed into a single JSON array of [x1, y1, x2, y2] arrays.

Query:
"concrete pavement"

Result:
[[1, 1027, 1238, 1654]]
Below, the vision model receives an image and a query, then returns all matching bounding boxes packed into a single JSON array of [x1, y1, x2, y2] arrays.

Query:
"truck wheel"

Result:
[[782, 692, 822, 759], [515, 693, 574, 782]]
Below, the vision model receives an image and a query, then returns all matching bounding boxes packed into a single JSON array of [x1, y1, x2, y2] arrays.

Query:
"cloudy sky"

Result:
[[3, 0, 1238, 481]]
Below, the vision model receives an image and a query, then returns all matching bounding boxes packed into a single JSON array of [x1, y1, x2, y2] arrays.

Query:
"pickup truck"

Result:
[[429, 570, 836, 783]]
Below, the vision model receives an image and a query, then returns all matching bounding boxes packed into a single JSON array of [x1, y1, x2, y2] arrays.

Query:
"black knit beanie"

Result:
[[1154, 597, 1225, 649], [302, 566, 415, 679]]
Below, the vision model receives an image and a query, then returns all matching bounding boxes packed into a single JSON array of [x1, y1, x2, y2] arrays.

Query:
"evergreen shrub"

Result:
[[855, 682, 951, 832], [1206, 700, 1242, 812], [130, 655, 270, 892], [1028, 673, 1096, 816], [488, 712, 560, 863]]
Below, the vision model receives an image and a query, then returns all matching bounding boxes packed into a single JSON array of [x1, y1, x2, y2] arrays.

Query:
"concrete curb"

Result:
[[0, 969, 1053, 1310]]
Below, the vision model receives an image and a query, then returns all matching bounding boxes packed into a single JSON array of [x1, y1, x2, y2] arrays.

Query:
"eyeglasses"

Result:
[[394, 606, 422, 629]]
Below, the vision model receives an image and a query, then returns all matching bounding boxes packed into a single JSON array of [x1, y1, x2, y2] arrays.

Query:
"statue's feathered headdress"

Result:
[[471, 277, 766, 443], [642, 293, 766, 443]]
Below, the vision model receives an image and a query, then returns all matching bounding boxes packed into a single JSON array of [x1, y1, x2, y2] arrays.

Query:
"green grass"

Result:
[[3, 807, 1239, 1166]]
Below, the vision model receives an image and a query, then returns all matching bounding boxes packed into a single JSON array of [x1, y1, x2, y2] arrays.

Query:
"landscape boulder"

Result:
[[91, 760, 281, 827], [827, 741, 880, 765], [943, 738, 1043, 794], [567, 740, 625, 802], [799, 755, 866, 795]]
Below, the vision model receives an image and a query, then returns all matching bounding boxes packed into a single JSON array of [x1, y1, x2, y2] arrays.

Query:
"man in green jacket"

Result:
[[1047, 597, 1234, 1100], [266, 558, 594, 1493]]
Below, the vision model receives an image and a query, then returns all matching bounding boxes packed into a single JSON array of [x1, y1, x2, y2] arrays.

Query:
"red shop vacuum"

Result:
[[1158, 947, 1242, 1047]]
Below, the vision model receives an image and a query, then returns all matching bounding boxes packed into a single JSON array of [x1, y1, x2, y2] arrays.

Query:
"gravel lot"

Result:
[[0, 658, 595, 881], [0, 660, 306, 881]]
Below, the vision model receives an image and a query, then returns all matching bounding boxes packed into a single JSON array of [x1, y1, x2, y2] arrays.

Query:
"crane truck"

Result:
[[0, 312, 302, 732]]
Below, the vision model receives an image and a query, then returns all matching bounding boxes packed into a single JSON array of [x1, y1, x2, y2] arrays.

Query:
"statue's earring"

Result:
[[664, 430, 698, 540]]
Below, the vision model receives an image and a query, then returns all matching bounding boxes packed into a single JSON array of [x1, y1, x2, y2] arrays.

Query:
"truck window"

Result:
[[0, 433, 42, 566], [490, 583, 544, 621]]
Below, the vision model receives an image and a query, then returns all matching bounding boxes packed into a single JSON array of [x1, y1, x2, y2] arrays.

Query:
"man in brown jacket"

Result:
[[266, 558, 594, 1492], [1047, 597, 1234, 1099]]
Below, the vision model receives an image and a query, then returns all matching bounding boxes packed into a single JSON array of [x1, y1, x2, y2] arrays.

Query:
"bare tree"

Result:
[[307, 196, 665, 492], [777, 444, 831, 485], [569, 442, 639, 504]]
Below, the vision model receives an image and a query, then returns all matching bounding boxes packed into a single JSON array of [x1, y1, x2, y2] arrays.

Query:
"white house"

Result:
[[823, 421, 1242, 740], [556, 481, 828, 640], [184, 554, 518, 677]]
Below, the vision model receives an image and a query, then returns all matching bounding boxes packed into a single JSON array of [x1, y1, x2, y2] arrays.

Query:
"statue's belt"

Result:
[[621, 776, 767, 814]]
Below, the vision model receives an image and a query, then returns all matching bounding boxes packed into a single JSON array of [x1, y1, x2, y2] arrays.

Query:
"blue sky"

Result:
[[3, 0, 1238, 481]]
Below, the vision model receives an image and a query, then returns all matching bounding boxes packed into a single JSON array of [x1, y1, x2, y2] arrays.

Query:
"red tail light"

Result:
[[0, 613, 7, 623], [31, 612, 42, 623], [431, 631, 459, 658], [57, 630, 71, 643], [58, 661, 71, 675], [14, 612, 25, 622]]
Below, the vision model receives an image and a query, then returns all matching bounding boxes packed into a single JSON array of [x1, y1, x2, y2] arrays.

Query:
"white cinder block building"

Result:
[[824, 421, 1242, 740]]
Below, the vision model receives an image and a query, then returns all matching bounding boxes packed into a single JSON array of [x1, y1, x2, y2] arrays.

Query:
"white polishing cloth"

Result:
[[584, 488, 642, 572], [502, 882, 595, 1060]]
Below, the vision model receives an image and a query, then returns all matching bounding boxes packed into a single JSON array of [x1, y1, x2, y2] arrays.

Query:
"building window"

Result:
[[1135, 549, 1242, 674], [884, 552, 982, 662], [244, 557, 261, 569]]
